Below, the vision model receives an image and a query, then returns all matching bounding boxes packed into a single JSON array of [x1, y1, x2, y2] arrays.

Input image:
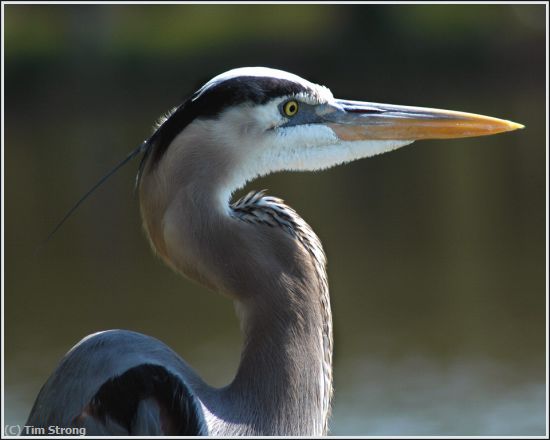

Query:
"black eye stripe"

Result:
[[143, 77, 313, 173]]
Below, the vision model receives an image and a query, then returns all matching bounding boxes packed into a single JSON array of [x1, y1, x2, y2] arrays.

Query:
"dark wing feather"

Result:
[[73, 363, 203, 435]]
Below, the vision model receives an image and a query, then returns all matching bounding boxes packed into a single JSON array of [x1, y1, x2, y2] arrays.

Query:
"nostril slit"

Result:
[[345, 107, 384, 114]]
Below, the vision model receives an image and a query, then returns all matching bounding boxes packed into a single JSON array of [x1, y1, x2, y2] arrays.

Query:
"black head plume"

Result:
[[37, 141, 149, 254]]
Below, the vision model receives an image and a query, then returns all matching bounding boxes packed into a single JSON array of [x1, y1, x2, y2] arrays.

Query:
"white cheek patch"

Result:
[[268, 125, 339, 170], [217, 100, 286, 139], [278, 124, 338, 148], [252, 100, 287, 130], [265, 125, 414, 172]]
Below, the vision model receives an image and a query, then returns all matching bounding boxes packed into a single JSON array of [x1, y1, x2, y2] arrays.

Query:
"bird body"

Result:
[[30, 182, 332, 435], [27, 67, 522, 435], [27, 330, 206, 435]]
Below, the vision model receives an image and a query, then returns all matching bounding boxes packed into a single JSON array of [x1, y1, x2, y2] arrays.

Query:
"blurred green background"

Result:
[[3, 4, 546, 435]]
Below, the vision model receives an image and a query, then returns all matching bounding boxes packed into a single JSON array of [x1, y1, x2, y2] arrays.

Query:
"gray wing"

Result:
[[26, 330, 207, 435]]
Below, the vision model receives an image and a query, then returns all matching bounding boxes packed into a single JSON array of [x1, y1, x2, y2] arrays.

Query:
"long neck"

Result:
[[224, 270, 332, 435], [139, 138, 333, 435]]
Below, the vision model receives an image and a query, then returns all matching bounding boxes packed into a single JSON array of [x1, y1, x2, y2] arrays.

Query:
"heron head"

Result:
[[141, 66, 523, 204]]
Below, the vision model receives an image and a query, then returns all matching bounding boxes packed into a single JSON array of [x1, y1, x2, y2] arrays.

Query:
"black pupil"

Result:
[[288, 103, 296, 113]]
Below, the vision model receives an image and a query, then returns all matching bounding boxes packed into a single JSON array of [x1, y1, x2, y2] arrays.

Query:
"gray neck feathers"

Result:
[[228, 191, 333, 435], [139, 136, 333, 435]]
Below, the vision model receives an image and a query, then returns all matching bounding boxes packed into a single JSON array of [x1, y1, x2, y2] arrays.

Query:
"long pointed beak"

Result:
[[323, 99, 524, 141]]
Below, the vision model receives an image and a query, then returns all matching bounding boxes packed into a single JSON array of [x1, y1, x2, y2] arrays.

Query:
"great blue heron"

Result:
[[26, 67, 522, 436]]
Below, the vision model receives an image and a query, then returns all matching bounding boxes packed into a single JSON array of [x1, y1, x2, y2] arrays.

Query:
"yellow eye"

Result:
[[283, 100, 299, 117]]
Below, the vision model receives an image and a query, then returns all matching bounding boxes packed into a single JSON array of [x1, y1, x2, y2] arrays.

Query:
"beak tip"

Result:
[[504, 120, 525, 132]]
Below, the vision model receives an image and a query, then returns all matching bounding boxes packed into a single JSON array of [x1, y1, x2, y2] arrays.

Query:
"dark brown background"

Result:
[[4, 4, 546, 435]]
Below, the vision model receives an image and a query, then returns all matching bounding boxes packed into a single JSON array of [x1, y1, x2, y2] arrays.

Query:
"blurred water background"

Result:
[[3, 4, 547, 435]]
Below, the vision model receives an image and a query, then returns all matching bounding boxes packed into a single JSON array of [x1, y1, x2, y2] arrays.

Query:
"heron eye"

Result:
[[283, 100, 299, 117]]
